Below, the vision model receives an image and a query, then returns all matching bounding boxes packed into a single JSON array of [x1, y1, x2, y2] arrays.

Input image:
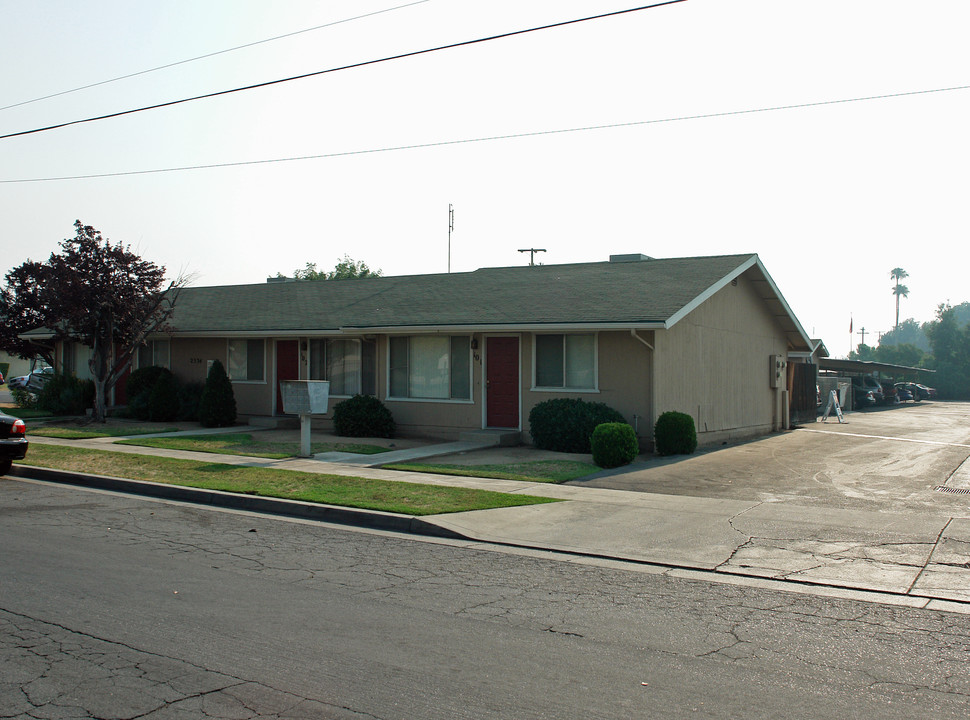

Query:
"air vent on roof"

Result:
[[609, 254, 653, 263]]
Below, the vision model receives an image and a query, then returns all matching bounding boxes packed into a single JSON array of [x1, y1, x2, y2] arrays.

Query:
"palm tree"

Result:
[[890, 267, 909, 329]]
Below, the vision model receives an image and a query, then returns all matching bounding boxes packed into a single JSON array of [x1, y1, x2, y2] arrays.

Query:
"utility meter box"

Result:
[[280, 380, 330, 416], [769, 355, 787, 388]]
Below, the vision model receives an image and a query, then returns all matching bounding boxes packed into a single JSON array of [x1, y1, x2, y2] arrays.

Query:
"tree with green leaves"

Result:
[[279, 256, 382, 281], [890, 267, 909, 329], [924, 303, 970, 399], [0, 221, 187, 422], [879, 318, 929, 351]]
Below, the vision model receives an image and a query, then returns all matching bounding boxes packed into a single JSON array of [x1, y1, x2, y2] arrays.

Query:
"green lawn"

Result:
[[0, 406, 58, 420], [15, 445, 558, 516], [30, 424, 180, 439], [118, 433, 391, 459], [385, 459, 599, 483]]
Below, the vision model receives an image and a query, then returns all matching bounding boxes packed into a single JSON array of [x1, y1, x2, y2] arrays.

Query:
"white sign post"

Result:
[[279, 380, 330, 457]]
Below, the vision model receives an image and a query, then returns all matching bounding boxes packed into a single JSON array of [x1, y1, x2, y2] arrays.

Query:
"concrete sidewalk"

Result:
[[16, 424, 970, 611]]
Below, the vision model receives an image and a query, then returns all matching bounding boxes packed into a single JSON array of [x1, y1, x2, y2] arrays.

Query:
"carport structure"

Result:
[[817, 358, 932, 378], [817, 357, 935, 409]]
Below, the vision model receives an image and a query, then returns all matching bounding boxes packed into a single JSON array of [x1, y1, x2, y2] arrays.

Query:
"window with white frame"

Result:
[[308, 338, 376, 396], [228, 339, 265, 381], [389, 335, 471, 400], [534, 333, 596, 390], [137, 339, 171, 369]]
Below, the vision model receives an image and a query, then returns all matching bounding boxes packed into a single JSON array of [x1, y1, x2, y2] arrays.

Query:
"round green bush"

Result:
[[126, 365, 169, 420], [528, 398, 626, 453], [126, 366, 167, 401], [653, 411, 697, 456], [177, 381, 204, 421], [198, 359, 237, 427], [148, 369, 180, 422], [591, 422, 640, 468], [37, 373, 94, 416], [332, 394, 395, 438]]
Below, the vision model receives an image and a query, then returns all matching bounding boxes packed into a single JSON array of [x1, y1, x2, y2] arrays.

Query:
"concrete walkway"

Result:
[[16, 415, 970, 612]]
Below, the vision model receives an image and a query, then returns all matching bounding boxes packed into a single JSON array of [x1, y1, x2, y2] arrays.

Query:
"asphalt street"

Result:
[[3, 478, 970, 719]]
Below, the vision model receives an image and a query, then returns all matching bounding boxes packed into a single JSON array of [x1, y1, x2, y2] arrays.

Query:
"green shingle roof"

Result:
[[169, 254, 761, 333]]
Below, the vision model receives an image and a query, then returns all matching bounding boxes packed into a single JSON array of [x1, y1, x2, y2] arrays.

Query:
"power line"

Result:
[[0, 1, 431, 112], [2, 82, 967, 184], [0, 1, 688, 141]]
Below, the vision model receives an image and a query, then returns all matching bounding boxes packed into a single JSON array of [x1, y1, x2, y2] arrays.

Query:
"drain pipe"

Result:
[[630, 329, 654, 350]]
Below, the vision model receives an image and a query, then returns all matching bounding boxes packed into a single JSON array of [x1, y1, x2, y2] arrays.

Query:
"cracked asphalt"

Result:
[[3, 479, 970, 718]]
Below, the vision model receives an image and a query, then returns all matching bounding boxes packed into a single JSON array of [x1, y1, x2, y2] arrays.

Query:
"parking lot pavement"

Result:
[[569, 402, 970, 515]]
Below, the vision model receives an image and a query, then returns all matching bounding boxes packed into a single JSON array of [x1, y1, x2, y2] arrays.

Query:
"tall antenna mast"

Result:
[[448, 204, 454, 273]]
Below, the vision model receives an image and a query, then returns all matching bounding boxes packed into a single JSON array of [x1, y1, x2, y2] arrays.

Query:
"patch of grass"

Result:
[[0, 406, 58, 419], [384, 459, 599, 483], [31, 425, 180, 439], [118, 434, 391, 459], [13, 445, 558, 515]]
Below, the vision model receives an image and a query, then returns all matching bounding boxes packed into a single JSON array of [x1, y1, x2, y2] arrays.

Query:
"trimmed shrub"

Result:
[[653, 411, 698, 456], [177, 381, 204, 422], [11, 387, 37, 409], [37, 373, 94, 416], [591, 422, 640, 468], [528, 398, 626, 453], [332, 394, 395, 438], [148, 369, 180, 422], [198, 359, 237, 428], [126, 366, 168, 420]]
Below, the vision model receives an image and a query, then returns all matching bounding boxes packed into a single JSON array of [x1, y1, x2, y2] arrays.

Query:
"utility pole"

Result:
[[448, 204, 454, 273], [857, 327, 868, 346], [518, 248, 546, 266]]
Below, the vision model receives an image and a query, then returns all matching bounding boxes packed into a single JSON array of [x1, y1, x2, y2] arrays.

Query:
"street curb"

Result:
[[9, 466, 469, 541]]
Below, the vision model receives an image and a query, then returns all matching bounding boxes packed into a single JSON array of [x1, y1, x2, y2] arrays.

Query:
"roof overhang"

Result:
[[818, 358, 934, 375], [155, 322, 669, 337], [665, 255, 813, 352]]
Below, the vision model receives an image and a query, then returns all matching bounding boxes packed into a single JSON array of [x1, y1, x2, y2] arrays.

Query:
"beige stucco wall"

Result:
[[652, 274, 790, 446], [377, 335, 485, 441], [519, 330, 654, 447], [167, 337, 275, 417]]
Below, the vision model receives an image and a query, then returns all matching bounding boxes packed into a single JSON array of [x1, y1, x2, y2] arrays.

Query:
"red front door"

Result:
[[276, 340, 299, 414], [486, 336, 519, 428]]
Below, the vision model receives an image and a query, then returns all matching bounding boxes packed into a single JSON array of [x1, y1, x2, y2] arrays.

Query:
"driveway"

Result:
[[570, 402, 970, 514]]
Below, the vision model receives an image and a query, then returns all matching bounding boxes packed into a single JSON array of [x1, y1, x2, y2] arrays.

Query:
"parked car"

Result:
[[894, 384, 914, 402], [7, 367, 53, 393], [880, 382, 899, 404], [915, 383, 937, 400], [853, 387, 877, 408], [0, 411, 28, 475], [894, 382, 923, 401], [852, 376, 884, 405]]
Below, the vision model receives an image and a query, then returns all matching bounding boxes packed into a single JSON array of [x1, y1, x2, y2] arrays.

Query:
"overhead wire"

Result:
[[3, 82, 967, 184], [0, 0, 431, 112], [0, 1, 688, 141]]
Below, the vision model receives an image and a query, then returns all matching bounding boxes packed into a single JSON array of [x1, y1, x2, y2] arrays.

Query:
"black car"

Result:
[[0, 412, 28, 475]]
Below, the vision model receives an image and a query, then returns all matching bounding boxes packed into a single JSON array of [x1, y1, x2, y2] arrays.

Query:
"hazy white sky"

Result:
[[2, 0, 967, 358]]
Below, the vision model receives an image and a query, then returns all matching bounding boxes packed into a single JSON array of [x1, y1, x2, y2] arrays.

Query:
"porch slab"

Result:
[[458, 429, 521, 446]]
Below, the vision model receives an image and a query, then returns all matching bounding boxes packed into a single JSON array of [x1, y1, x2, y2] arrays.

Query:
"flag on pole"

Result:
[[849, 316, 853, 334]]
